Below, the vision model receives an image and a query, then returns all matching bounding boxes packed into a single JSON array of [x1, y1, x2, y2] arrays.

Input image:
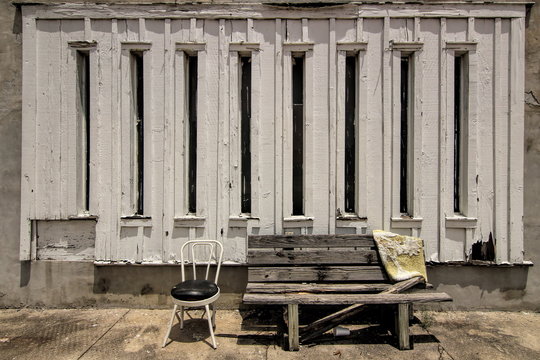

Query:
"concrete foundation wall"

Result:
[[1, 1, 540, 310]]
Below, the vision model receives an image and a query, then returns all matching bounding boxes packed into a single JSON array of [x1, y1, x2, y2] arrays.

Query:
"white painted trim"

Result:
[[389, 41, 424, 52], [391, 217, 423, 229], [229, 42, 260, 52], [445, 41, 478, 51], [336, 42, 367, 52], [175, 42, 206, 52], [445, 216, 478, 229], [120, 217, 153, 228]]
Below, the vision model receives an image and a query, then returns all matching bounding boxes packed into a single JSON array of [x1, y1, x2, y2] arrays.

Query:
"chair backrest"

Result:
[[180, 240, 224, 284]]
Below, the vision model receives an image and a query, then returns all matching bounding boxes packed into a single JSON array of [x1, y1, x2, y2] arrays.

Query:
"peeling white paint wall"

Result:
[[20, 3, 526, 264]]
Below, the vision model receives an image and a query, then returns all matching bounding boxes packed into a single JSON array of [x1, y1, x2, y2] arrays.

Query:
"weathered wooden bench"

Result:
[[242, 234, 452, 351]]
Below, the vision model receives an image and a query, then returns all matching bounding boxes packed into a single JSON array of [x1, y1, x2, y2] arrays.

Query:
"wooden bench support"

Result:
[[287, 304, 299, 351], [300, 276, 423, 343], [396, 303, 411, 350], [243, 234, 453, 350]]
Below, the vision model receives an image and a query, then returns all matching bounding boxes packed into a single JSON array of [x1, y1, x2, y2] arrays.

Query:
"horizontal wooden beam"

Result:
[[246, 282, 391, 293], [243, 292, 453, 305], [248, 265, 388, 282], [248, 249, 379, 265], [248, 234, 375, 248], [27, 4, 527, 20]]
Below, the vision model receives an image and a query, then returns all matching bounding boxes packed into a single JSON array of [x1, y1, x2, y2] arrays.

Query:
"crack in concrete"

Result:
[[76, 309, 131, 360]]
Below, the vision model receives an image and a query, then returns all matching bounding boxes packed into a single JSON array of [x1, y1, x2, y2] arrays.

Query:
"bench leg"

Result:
[[287, 304, 300, 351], [396, 303, 411, 350]]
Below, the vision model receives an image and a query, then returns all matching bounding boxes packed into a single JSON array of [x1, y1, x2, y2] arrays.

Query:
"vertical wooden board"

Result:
[[508, 17, 524, 263], [419, 19, 441, 261], [126, 19, 139, 41], [363, 18, 384, 230], [274, 19, 283, 234], [390, 50, 401, 218], [474, 19, 495, 249], [282, 50, 293, 219], [35, 20, 62, 219], [225, 227, 247, 263], [118, 227, 139, 263], [229, 53, 240, 215], [335, 19, 355, 43], [91, 19, 114, 260], [412, 31, 424, 219], [357, 45, 368, 220], [217, 19, 230, 256], [60, 20, 85, 218], [142, 19, 165, 262], [382, 17, 392, 231], [20, 8, 37, 259], [446, 228, 466, 261], [112, 19, 123, 260], [231, 19, 247, 43], [253, 19, 276, 235], [201, 19, 219, 239], [389, 18, 412, 43], [250, 29, 261, 220], [170, 228, 190, 262], [308, 20, 329, 233], [162, 18, 174, 261], [445, 19, 468, 42], [285, 19, 302, 43], [335, 50, 345, 218], [329, 19, 337, 232], [493, 18, 509, 263], [465, 18, 479, 255]]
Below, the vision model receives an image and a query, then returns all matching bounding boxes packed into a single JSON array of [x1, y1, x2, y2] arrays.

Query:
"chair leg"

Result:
[[180, 306, 184, 329], [205, 304, 217, 349], [162, 304, 178, 348], [211, 304, 216, 330]]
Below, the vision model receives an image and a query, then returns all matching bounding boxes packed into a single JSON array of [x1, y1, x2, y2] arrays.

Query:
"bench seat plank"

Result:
[[248, 249, 380, 265], [248, 234, 375, 248], [243, 292, 453, 305], [248, 265, 388, 282], [246, 282, 391, 293]]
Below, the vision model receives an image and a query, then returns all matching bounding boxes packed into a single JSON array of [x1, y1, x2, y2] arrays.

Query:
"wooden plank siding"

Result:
[[20, 4, 527, 264]]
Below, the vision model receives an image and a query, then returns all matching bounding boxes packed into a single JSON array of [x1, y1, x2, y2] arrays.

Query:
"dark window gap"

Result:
[[188, 55, 198, 214], [77, 51, 91, 212], [399, 56, 410, 214], [344, 54, 357, 214], [132, 51, 144, 215], [292, 54, 304, 216], [454, 55, 462, 213], [240, 55, 252, 214]]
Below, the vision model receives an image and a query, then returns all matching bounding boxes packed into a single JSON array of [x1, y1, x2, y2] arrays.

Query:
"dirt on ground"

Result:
[[0, 308, 539, 359]]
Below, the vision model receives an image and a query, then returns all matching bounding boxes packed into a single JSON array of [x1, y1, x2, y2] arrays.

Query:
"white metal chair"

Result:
[[162, 240, 224, 349]]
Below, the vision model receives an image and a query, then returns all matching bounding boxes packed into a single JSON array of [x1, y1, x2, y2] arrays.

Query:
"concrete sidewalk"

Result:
[[0, 308, 539, 359]]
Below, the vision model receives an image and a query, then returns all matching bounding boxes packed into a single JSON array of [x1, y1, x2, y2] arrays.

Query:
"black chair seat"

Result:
[[171, 280, 219, 301]]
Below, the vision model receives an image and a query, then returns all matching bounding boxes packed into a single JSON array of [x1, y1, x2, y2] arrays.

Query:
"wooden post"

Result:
[[287, 304, 300, 351], [396, 303, 411, 350]]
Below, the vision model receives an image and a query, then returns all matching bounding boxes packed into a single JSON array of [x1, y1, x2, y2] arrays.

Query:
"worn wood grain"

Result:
[[248, 248, 380, 265], [243, 292, 452, 305], [246, 282, 391, 294], [248, 234, 375, 248], [248, 265, 387, 282]]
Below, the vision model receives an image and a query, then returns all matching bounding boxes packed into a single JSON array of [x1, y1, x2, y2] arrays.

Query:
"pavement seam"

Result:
[[76, 309, 131, 360], [422, 326, 456, 360]]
